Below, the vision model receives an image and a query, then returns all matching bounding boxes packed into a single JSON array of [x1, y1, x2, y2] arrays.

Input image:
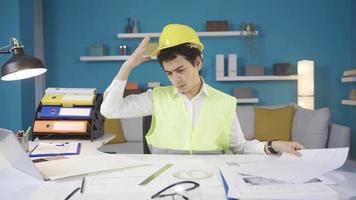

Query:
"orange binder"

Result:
[[33, 120, 88, 134]]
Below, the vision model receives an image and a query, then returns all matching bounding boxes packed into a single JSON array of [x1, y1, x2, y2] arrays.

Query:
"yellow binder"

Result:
[[41, 94, 95, 107]]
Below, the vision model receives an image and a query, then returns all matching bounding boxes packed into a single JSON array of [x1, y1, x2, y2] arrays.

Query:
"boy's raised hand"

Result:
[[123, 35, 152, 69]]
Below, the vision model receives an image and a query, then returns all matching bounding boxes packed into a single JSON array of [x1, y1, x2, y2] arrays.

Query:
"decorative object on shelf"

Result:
[[125, 18, 140, 33], [206, 20, 228, 31], [119, 44, 128, 55], [216, 54, 225, 79], [228, 54, 237, 77], [342, 68, 356, 77], [244, 65, 264, 76], [147, 81, 160, 89], [297, 60, 314, 110], [239, 22, 257, 37], [124, 82, 141, 96], [273, 63, 292, 75], [239, 22, 258, 59], [89, 44, 108, 56], [350, 89, 356, 100], [0, 37, 46, 81], [233, 88, 253, 99]]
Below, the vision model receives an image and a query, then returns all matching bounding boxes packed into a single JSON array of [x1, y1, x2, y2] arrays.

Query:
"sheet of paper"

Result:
[[325, 170, 356, 199], [82, 163, 167, 195], [220, 167, 337, 199], [80, 159, 224, 199], [238, 148, 349, 183], [35, 154, 149, 180]]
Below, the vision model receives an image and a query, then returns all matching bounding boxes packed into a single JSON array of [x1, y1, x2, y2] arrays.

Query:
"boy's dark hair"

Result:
[[157, 43, 202, 67]]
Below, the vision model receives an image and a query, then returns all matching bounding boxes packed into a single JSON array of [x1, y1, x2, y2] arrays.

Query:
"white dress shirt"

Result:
[[101, 78, 266, 154]]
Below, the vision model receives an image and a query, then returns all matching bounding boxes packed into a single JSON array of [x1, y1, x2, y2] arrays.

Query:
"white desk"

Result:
[[0, 135, 355, 200]]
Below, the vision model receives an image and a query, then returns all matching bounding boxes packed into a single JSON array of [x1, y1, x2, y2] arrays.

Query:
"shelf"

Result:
[[341, 76, 356, 82], [80, 55, 157, 61], [117, 31, 258, 39], [236, 98, 259, 103], [217, 75, 298, 81], [341, 99, 356, 106]]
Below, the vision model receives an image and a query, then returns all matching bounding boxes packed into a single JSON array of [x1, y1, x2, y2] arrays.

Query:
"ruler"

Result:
[[139, 163, 173, 186]]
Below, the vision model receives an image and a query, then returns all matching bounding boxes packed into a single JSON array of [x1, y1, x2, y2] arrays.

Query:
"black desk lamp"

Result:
[[0, 38, 46, 81]]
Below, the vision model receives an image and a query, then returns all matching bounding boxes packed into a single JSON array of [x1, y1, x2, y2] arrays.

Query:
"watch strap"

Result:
[[267, 140, 279, 154]]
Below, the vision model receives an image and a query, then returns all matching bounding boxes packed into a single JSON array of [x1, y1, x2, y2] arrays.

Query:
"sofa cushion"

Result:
[[292, 106, 330, 148], [236, 104, 295, 140], [254, 106, 295, 141], [104, 118, 126, 144]]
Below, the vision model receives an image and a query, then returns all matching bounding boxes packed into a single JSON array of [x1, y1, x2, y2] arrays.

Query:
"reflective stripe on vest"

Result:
[[145, 85, 236, 153]]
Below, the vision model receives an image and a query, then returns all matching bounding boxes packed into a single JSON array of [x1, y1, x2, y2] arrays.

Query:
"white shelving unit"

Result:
[[217, 75, 298, 81], [341, 99, 356, 106], [80, 55, 157, 61], [117, 31, 258, 39], [236, 98, 259, 104], [341, 76, 356, 82], [81, 31, 257, 62]]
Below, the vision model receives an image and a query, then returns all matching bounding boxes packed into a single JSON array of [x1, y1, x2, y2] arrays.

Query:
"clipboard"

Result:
[[29, 142, 81, 157]]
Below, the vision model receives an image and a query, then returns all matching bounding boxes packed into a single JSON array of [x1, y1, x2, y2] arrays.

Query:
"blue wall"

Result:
[[42, 0, 355, 157], [0, 0, 36, 132], [0, 0, 355, 158], [0, 0, 22, 131], [349, 0, 356, 159]]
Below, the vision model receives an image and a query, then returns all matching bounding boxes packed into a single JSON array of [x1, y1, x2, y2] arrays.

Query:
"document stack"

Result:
[[220, 148, 349, 199], [32, 88, 104, 141]]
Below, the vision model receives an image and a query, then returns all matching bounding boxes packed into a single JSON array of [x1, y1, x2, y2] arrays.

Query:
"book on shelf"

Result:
[[343, 68, 356, 77]]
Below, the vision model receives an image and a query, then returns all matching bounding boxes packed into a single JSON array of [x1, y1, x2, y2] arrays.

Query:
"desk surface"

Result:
[[1, 135, 355, 200]]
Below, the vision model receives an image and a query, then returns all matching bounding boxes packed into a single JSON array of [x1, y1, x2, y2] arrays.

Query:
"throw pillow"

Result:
[[291, 106, 330, 148], [254, 106, 295, 141], [105, 118, 126, 144]]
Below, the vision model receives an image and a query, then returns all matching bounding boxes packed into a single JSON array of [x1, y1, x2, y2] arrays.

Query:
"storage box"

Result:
[[206, 21, 228, 31], [273, 63, 292, 75], [228, 54, 237, 77], [233, 88, 253, 99], [245, 65, 264, 76], [216, 54, 225, 79], [89, 44, 109, 56]]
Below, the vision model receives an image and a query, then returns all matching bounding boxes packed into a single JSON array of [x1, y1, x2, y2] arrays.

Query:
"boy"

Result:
[[101, 24, 304, 155]]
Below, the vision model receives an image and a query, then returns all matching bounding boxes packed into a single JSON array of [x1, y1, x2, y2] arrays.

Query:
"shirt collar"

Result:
[[173, 77, 209, 97]]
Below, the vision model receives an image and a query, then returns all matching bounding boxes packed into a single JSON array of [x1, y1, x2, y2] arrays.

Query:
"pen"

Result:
[[24, 126, 31, 137], [64, 187, 80, 200], [80, 176, 86, 193]]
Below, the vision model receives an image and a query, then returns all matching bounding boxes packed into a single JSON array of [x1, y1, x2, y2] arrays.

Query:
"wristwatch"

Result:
[[267, 140, 279, 154]]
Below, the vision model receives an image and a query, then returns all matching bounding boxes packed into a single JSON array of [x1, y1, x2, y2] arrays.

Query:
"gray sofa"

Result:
[[99, 104, 351, 154], [236, 105, 351, 149]]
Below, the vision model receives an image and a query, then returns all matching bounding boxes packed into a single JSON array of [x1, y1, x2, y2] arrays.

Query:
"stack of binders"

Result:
[[32, 88, 105, 141]]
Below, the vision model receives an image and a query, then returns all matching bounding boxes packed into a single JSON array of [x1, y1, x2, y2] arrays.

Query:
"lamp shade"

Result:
[[1, 41, 47, 81]]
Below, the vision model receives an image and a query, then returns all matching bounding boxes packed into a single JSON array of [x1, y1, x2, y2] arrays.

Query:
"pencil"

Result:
[[80, 177, 86, 193], [64, 187, 80, 200]]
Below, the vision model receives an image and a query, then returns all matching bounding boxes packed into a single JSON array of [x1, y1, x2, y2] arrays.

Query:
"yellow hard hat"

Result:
[[152, 24, 204, 56]]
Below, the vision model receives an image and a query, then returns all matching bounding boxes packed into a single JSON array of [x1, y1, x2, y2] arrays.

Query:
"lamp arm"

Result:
[[0, 50, 11, 54]]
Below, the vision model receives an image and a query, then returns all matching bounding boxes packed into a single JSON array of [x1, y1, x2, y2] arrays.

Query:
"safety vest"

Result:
[[145, 85, 236, 153]]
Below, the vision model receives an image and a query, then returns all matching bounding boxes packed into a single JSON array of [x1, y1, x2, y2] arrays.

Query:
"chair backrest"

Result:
[[142, 116, 152, 154]]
